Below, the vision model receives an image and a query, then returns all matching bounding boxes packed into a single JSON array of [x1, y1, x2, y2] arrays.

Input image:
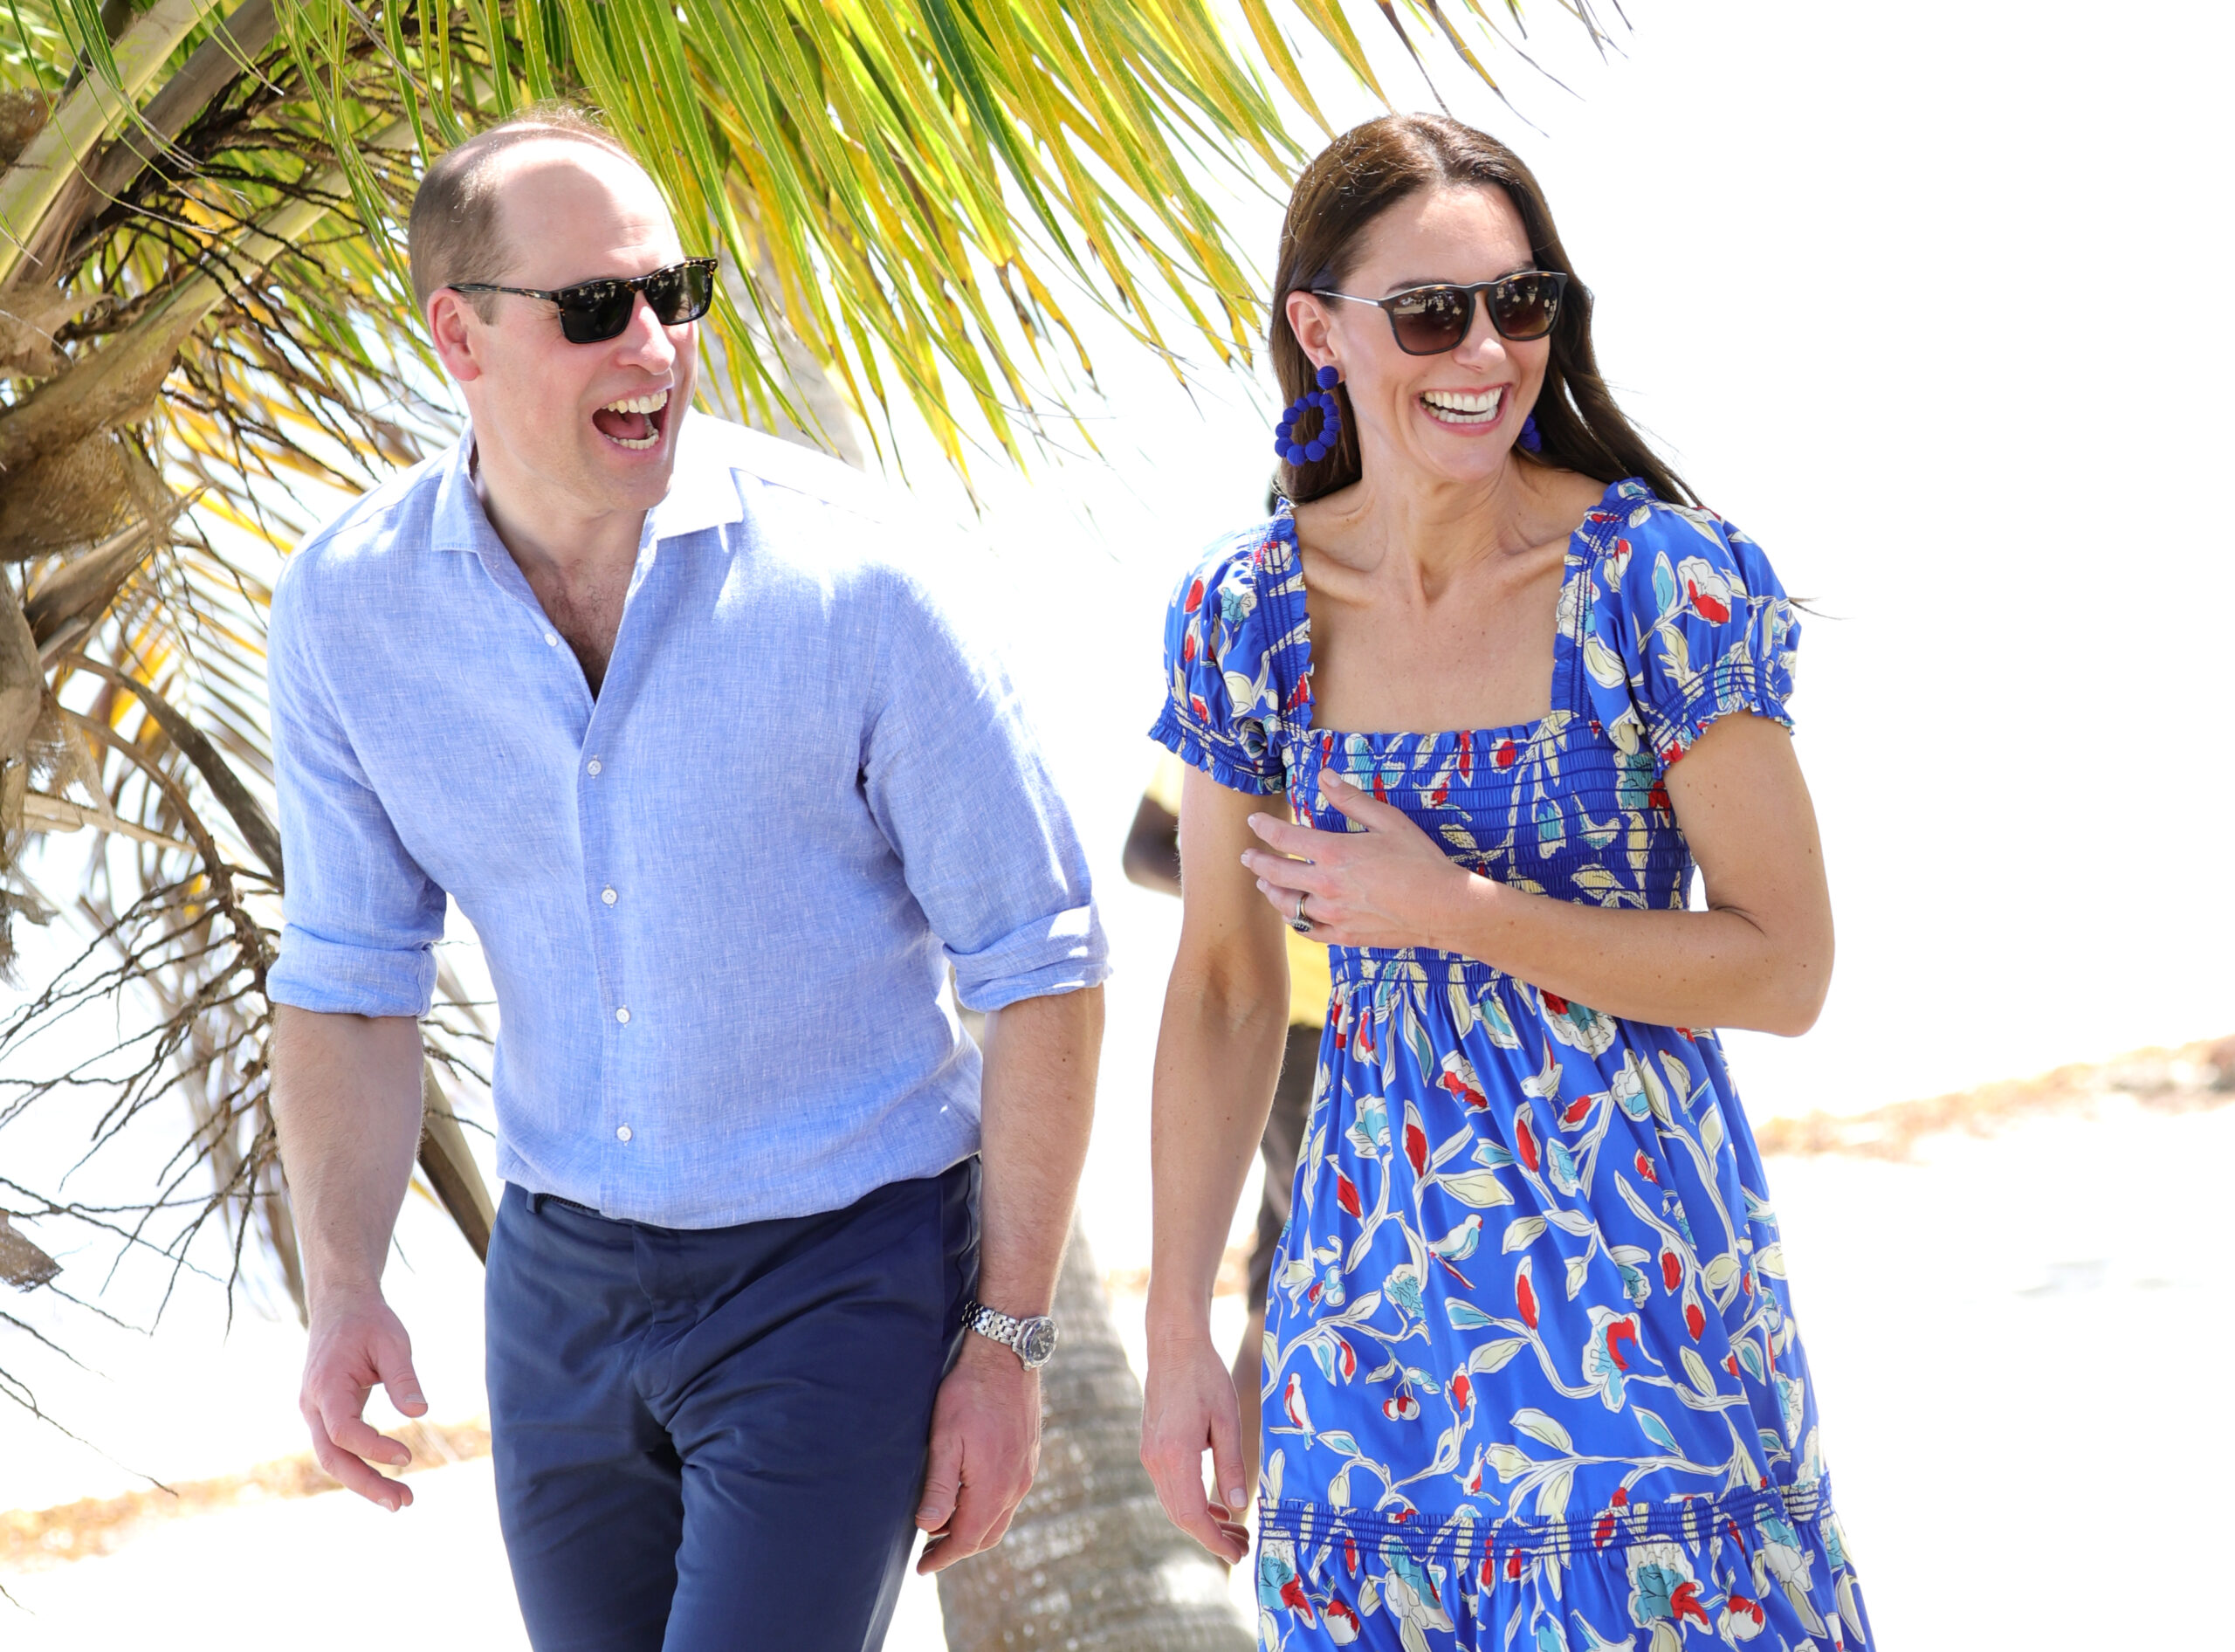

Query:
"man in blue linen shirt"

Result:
[[266, 107, 1108, 1652]]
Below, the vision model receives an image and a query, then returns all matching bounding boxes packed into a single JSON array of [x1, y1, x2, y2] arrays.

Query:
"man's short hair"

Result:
[[406, 103, 641, 316]]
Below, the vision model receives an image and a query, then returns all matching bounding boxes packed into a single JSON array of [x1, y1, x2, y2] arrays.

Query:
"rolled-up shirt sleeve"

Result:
[[862, 565, 1108, 1013], [265, 561, 447, 1017]]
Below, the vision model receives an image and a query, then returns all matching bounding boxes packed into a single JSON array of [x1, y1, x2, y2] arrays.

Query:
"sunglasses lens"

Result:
[[1489, 273, 1561, 341], [1387, 286, 1471, 354], [557, 283, 635, 344], [645, 261, 716, 326]]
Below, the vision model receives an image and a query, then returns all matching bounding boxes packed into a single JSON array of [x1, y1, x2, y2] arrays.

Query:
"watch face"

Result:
[[1020, 1319, 1058, 1367]]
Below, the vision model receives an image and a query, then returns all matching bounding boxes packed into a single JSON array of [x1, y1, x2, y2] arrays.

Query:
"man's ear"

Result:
[[426, 289, 486, 383]]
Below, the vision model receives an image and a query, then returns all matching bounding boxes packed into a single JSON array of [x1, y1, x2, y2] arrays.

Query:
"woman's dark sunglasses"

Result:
[[449, 257, 719, 344], [1315, 271, 1571, 355]]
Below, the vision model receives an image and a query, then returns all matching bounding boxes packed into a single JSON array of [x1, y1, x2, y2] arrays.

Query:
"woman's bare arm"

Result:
[[1241, 713, 1833, 1035], [1139, 767, 1294, 1561]]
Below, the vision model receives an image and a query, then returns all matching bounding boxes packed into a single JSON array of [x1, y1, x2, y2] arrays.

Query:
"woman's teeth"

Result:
[[1420, 388, 1503, 424]]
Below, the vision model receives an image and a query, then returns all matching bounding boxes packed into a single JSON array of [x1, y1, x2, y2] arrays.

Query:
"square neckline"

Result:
[[1266, 479, 1627, 750]]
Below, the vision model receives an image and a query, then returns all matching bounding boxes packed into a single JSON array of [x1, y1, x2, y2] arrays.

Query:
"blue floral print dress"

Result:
[[1152, 481, 1872, 1652]]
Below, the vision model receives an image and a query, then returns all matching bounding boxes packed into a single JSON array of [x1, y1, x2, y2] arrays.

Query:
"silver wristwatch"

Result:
[[962, 1299, 1058, 1370]]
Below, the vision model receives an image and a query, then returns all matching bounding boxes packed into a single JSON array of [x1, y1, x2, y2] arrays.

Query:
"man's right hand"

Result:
[[299, 1289, 430, 1511]]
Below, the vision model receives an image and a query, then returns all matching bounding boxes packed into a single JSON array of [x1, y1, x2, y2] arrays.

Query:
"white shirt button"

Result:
[[544, 632, 559, 647], [615, 1125, 633, 1142], [602, 887, 617, 905], [586, 758, 603, 776], [615, 1006, 631, 1024]]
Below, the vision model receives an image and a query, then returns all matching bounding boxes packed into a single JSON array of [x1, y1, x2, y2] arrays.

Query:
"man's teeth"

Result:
[[601, 388, 667, 449], [1421, 388, 1503, 423]]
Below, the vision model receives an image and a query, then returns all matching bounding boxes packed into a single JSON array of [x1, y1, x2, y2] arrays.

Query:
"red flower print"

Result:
[[1185, 577, 1205, 614], [1335, 1168, 1362, 1219], [1685, 579, 1730, 624], [1602, 1317, 1639, 1372], [1332, 1334, 1357, 1380], [1516, 1258, 1539, 1328]]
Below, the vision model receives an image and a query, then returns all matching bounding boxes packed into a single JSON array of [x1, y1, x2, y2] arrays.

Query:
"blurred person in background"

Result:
[[265, 107, 1106, 1652], [1138, 114, 1872, 1651], [1123, 741, 1331, 1503]]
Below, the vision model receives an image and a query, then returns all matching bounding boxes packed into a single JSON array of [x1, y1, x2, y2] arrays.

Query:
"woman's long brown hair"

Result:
[[1271, 114, 1695, 507]]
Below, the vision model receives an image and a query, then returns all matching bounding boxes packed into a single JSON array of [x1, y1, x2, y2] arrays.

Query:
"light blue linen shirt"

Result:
[[266, 416, 1107, 1228]]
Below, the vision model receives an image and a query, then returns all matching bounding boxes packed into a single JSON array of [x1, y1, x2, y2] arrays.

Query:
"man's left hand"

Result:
[[913, 1334, 1042, 1573]]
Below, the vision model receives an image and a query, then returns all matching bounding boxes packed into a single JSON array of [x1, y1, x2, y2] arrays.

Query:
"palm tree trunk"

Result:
[[937, 1216, 1251, 1652]]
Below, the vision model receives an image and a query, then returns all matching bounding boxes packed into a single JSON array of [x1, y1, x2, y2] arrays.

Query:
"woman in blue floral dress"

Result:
[[1140, 115, 1872, 1652]]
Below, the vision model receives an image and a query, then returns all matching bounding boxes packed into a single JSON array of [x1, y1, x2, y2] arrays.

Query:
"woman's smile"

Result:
[[1418, 386, 1509, 428]]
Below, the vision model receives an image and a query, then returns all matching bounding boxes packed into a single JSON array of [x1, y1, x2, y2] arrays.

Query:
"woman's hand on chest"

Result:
[[1239, 768, 1477, 951]]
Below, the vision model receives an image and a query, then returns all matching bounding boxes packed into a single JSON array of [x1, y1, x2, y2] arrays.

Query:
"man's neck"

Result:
[[470, 438, 648, 589], [468, 438, 643, 696]]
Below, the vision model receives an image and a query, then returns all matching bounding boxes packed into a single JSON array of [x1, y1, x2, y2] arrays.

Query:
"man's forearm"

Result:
[[270, 1007, 426, 1308], [971, 985, 1104, 1318]]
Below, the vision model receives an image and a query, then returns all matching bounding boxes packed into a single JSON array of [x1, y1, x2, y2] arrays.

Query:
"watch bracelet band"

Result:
[[963, 1298, 1027, 1348]]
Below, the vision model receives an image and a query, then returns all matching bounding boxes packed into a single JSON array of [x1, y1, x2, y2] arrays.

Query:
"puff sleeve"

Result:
[[1578, 499, 1799, 771], [1148, 525, 1289, 795]]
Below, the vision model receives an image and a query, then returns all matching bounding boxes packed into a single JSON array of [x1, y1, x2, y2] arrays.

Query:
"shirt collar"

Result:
[[425, 416, 750, 554]]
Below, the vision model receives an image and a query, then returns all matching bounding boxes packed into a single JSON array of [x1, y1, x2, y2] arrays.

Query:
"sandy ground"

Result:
[[5, 1086, 2227, 1649]]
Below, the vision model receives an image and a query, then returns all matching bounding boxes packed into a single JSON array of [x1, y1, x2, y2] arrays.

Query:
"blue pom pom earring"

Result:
[[1275, 365, 1344, 465], [1518, 414, 1543, 453]]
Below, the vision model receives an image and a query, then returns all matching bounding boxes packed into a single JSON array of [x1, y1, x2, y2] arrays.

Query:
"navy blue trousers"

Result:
[[485, 1160, 979, 1652]]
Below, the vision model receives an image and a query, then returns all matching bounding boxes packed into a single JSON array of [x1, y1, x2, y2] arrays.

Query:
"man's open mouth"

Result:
[[592, 389, 670, 451]]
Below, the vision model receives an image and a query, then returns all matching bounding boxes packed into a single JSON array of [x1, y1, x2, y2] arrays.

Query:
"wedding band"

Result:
[[1289, 891, 1312, 933]]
